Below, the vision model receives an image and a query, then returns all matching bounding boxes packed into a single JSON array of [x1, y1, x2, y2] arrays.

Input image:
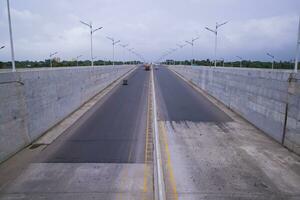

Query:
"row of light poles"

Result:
[[2, 0, 299, 72], [234, 53, 274, 68], [159, 17, 300, 72], [3, 0, 144, 71], [185, 37, 199, 66], [76, 21, 144, 67], [106, 37, 120, 66], [158, 21, 228, 67], [36, 22, 143, 68]]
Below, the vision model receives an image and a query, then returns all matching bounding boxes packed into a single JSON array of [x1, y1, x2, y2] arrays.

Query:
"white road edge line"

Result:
[[151, 67, 166, 200]]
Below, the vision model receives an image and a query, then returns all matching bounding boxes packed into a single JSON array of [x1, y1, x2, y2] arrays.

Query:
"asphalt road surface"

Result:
[[154, 66, 232, 122], [40, 66, 150, 163]]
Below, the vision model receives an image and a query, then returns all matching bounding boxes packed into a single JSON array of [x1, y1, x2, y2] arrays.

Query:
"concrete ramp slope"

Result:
[[0, 65, 134, 163], [171, 66, 300, 155]]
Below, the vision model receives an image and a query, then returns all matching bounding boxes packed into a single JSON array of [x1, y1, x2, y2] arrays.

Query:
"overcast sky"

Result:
[[0, 0, 299, 62]]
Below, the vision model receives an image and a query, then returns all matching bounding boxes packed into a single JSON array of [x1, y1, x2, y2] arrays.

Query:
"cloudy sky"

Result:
[[0, 0, 299, 62]]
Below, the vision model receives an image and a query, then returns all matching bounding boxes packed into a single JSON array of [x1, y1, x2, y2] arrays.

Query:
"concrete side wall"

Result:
[[285, 73, 300, 154], [171, 66, 300, 154], [0, 66, 133, 162]]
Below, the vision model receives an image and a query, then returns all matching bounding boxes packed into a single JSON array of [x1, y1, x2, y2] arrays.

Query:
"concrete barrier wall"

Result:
[[285, 73, 300, 154], [171, 66, 300, 155], [0, 65, 133, 162]]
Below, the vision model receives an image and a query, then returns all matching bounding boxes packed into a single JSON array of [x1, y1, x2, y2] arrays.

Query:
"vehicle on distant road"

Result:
[[144, 64, 151, 71]]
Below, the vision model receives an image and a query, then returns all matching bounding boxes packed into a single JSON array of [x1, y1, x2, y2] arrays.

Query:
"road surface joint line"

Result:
[[151, 68, 166, 200]]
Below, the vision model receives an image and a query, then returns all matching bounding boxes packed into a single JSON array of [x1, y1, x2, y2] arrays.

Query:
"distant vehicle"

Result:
[[122, 79, 128, 85], [144, 64, 151, 71]]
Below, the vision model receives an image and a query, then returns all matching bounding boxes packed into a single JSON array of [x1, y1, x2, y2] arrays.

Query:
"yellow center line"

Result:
[[143, 77, 151, 200], [159, 121, 179, 200]]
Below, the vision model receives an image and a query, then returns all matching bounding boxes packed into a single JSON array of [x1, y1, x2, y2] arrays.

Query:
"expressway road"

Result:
[[1, 65, 300, 200]]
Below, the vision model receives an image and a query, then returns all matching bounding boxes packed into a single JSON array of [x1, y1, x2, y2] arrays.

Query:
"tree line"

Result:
[[164, 59, 297, 70], [0, 60, 141, 69]]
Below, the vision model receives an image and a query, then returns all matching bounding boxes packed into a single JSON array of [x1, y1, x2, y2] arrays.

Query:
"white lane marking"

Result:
[[151, 67, 166, 200]]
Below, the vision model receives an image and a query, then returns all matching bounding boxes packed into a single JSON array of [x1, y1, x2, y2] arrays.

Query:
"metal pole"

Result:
[[113, 41, 115, 66], [214, 23, 217, 67], [90, 24, 94, 67], [191, 43, 194, 66], [295, 16, 300, 73], [6, 0, 16, 72]]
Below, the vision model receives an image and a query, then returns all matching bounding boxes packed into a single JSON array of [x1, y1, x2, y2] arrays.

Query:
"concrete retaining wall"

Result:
[[171, 66, 300, 155], [0, 65, 133, 163]]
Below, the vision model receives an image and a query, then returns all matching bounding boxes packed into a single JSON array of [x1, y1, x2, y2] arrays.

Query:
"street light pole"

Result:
[[266, 53, 275, 70], [169, 48, 177, 65], [80, 21, 103, 67], [128, 48, 134, 65], [205, 21, 228, 68], [76, 55, 82, 67], [176, 43, 187, 66], [185, 37, 199, 66], [295, 16, 300, 73], [221, 58, 225, 67], [92, 56, 97, 65], [120, 44, 129, 64], [107, 37, 120, 66], [236, 56, 243, 68], [49, 52, 58, 68], [6, 0, 16, 72]]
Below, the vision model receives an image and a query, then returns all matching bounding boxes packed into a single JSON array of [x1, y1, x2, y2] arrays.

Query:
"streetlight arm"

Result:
[[267, 53, 274, 59], [185, 41, 193, 45], [217, 21, 228, 28], [205, 27, 216, 34], [113, 40, 121, 45], [93, 27, 103, 33], [120, 44, 129, 48], [50, 52, 58, 57], [80, 21, 91, 28], [106, 37, 114, 42], [192, 37, 200, 42]]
